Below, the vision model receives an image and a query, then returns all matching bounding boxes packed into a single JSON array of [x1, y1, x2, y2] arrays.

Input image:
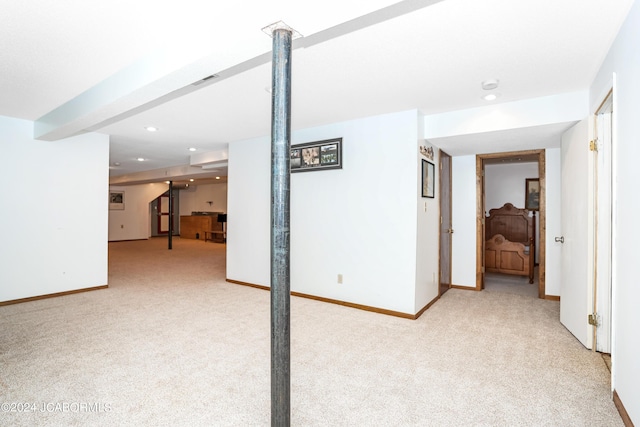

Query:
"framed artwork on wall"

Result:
[[525, 178, 540, 210], [422, 159, 435, 198], [290, 138, 342, 173], [109, 191, 125, 210]]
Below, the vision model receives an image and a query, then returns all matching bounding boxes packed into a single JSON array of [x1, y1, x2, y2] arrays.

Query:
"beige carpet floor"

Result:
[[483, 270, 539, 299], [0, 238, 622, 426]]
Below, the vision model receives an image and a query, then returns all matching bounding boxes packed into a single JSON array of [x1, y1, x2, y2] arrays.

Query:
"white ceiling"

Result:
[[0, 0, 634, 181]]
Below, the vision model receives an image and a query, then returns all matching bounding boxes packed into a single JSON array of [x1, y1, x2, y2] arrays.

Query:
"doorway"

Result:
[[476, 150, 546, 298], [439, 150, 452, 296], [150, 191, 180, 237]]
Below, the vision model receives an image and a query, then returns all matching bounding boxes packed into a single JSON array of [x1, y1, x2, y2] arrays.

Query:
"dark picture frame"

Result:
[[525, 178, 540, 210], [109, 191, 125, 210], [422, 159, 435, 198], [291, 138, 342, 173]]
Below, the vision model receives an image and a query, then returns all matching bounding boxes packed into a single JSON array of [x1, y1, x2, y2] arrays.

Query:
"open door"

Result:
[[158, 195, 170, 234], [559, 119, 593, 349], [439, 151, 452, 296], [150, 191, 179, 237]]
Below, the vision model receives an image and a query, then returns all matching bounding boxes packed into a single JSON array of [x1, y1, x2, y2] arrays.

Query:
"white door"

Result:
[[560, 119, 593, 349]]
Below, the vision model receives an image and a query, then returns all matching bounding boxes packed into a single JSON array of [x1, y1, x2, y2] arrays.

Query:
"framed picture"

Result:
[[525, 178, 540, 210], [291, 138, 342, 173], [422, 159, 435, 198], [109, 191, 125, 210]]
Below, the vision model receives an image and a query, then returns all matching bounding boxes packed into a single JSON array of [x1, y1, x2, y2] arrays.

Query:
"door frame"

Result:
[[439, 150, 453, 296], [151, 190, 179, 237], [476, 149, 546, 298], [593, 89, 614, 353], [157, 194, 170, 235]]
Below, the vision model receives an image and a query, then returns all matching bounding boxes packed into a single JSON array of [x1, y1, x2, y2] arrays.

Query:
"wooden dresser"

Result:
[[180, 213, 225, 242]]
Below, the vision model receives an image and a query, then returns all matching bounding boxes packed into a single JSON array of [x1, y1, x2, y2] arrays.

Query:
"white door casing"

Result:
[[594, 93, 613, 353]]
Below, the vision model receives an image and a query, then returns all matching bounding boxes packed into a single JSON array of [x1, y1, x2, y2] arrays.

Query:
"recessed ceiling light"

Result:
[[215, 176, 220, 180], [137, 157, 145, 161], [482, 93, 500, 101], [189, 147, 197, 152], [481, 79, 499, 90], [145, 126, 158, 132], [189, 179, 194, 182]]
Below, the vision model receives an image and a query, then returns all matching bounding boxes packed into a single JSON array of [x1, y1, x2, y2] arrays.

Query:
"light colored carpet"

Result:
[[0, 238, 622, 426], [483, 271, 539, 299]]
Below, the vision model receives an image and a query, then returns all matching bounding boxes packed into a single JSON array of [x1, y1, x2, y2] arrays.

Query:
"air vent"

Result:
[[192, 74, 219, 86]]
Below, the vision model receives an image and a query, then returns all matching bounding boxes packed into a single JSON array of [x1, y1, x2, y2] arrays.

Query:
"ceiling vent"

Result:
[[192, 74, 219, 86]]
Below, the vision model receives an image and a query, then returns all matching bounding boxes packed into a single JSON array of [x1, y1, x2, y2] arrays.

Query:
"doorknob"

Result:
[[555, 236, 564, 243], [448, 228, 454, 234]]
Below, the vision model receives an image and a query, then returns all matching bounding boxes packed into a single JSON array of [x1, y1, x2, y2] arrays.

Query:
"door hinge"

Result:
[[589, 139, 598, 152], [481, 266, 485, 273], [588, 313, 600, 327]]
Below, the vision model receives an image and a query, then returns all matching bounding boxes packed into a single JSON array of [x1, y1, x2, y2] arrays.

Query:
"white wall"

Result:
[[227, 135, 271, 287], [485, 162, 538, 212], [451, 155, 477, 288], [415, 136, 441, 310], [108, 183, 168, 241], [179, 182, 227, 215], [228, 110, 432, 314], [0, 116, 108, 302], [425, 91, 587, 139], [591, 0, 640, 422]]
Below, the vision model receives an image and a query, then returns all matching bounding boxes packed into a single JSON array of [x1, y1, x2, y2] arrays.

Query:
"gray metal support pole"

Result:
[[270, 27, 292, 427], [168, 181, 173, 250]]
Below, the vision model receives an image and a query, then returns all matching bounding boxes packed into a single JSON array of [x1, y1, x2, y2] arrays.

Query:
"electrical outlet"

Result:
[[337, 274, 343, 284]]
